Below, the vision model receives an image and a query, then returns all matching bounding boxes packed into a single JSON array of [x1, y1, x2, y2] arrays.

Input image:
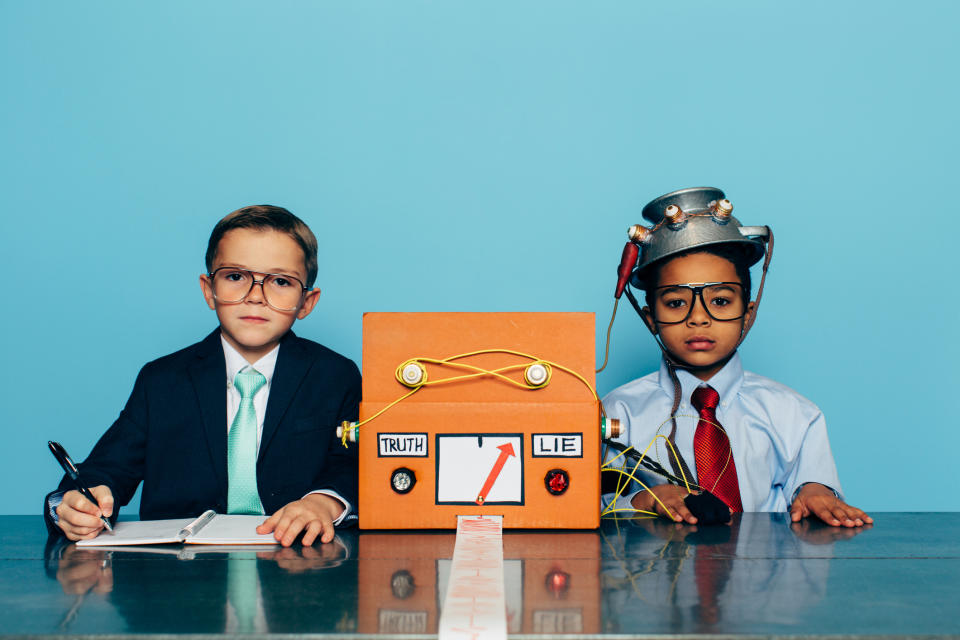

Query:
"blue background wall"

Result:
[[3, 1, 957, 514]]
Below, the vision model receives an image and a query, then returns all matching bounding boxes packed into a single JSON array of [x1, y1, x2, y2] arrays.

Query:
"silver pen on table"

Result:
[[178, 510, 217, 539]]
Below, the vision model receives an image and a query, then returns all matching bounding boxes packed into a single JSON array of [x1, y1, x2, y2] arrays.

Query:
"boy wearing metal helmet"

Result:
[[602, 188, 870, 527]]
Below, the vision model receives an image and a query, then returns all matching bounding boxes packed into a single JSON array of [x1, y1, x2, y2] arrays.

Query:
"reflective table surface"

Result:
[[1, 513, 958, 638]]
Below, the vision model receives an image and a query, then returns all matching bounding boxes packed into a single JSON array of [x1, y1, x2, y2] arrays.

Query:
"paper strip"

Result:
[[438, 515, 507, 640]]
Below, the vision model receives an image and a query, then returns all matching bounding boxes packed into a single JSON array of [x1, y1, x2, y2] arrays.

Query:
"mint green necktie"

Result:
[[228, 368, 266, 515]]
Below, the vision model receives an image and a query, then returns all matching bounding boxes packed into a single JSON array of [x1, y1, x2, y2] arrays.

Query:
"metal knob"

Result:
[[401, 362, 425, 386], [524, 363, 550, 387]]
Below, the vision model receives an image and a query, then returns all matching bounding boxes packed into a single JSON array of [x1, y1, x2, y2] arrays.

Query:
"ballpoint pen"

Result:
[[47, 441, 114, 533]]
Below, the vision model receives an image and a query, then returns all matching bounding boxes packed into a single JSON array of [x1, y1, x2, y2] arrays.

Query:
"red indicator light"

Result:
[[544, 469, 569, 495]]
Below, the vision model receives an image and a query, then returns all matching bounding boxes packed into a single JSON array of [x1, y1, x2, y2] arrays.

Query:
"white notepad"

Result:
[[76, 511, 279, 547]]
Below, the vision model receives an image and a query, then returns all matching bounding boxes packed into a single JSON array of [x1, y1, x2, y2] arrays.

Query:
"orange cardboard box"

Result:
[[357, 312, 600, 529]]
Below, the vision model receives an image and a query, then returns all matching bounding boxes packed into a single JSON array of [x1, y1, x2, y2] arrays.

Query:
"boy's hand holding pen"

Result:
[[48, 441, 115, 541]]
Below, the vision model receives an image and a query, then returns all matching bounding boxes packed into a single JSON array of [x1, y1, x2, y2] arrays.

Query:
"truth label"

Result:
[[378, 432, 428, 457]]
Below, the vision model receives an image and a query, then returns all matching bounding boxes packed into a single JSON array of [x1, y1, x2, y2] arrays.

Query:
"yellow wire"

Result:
[[600, 467, 677, 520], [341, 348, 602, 447], [651, 413, 733, 496], [600, 430, 714, 520]]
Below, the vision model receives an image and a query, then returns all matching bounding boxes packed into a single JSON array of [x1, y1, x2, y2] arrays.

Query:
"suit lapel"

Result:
[[189, 329, 229, 497], [259, 332, 310, 463]]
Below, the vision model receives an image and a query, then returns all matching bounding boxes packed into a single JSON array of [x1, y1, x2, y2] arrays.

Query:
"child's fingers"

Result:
[[789, 502, 808, 522], [300, 520, 323, 547], [269, 512, 292, 542], [256, 511, 282, 534], [57, 502, 108, 538], [62, 490, 101, 516], [831, 504, 870, 527], [277, 513, 309, 547], [829, 504, 863, 527], [319, 518, 336, 544], [90, 486, 114, 518], [674, 501, 698, 525], [812, 503, 847, 526], [844, 505, 873, 524], [656, 496, 696, 524]]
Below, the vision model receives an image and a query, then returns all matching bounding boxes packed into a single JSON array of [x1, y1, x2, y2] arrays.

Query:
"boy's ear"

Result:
[[199, 275, 216, 311], [296, 287, 321, 320], [640, 306, 658, 335], [743, 300, 757, 331]]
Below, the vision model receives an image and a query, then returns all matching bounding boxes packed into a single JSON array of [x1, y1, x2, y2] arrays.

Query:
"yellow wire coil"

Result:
[[339, 348, 601, 447]]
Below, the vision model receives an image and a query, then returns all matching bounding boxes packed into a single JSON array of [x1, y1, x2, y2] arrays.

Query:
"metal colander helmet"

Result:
[[628, 187, 770, 289]]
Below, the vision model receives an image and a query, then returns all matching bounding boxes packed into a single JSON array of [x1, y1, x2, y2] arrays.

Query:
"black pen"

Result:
[[47, 441, 114, 533]]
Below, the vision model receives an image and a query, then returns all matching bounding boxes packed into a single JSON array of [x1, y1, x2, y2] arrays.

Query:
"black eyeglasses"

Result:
[[651, 282, 746, 324], [208, 267, 307, 312]]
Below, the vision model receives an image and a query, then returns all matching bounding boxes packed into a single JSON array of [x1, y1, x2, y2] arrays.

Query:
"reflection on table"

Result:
[[358, 531, 601, 634], [12, 513, 960, 637], [600, 513, 868, 634], [49, 537, 357, 634]]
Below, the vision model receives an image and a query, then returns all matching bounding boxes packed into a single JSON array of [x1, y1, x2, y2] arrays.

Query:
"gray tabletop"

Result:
[[2, 513, 957, 638]]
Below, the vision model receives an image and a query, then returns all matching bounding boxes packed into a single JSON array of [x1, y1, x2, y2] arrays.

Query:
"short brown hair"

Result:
[[205, 205, 319, 288]]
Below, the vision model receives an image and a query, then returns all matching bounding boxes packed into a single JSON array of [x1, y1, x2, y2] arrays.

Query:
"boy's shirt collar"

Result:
[[221, 335, 280, 388], [657, 351, 744, 409]]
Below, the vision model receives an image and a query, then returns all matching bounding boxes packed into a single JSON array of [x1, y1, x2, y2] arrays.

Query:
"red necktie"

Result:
[[692, 386, 743, 512]]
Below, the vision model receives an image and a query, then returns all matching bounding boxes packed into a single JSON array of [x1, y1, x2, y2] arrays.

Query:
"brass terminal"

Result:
[[337, 421, 358, 443], [664, 204, 685, 225], [627, 224, 651, 244], [601, 417, 622, 439], [714, 198, 733, 219]]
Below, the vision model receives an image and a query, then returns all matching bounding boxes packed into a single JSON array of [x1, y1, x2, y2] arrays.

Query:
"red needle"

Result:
[[476, 443, 516, 505]]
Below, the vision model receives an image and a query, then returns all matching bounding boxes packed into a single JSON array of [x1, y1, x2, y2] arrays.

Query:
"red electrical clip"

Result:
[[614, 241, 639, 299]]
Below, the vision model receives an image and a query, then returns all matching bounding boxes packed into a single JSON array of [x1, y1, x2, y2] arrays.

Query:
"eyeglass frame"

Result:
[[649, 281, 748, 325], [207, 266, 309, 312]]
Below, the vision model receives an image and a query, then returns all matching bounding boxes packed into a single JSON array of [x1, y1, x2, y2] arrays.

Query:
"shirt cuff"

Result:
[[303, 490, 352, 526], [47, 491, 66, 524]]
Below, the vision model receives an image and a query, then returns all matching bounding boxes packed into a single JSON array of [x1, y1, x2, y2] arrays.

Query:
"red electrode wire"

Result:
[[597, 241, 640, 373]]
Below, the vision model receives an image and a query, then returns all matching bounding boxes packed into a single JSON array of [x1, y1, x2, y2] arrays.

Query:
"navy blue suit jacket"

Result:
[[45, 329, 360, 532]]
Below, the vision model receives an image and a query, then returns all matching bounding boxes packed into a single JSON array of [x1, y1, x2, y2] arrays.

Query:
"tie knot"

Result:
[[691, 385, 720, 412], [234, 368, 266, 399]]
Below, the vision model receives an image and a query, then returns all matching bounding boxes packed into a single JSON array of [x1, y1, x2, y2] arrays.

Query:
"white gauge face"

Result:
[[435, 434, 524, 505]]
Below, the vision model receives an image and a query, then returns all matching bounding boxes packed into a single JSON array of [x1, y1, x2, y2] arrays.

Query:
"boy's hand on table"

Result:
[[257, 493, 344, 546], [56, 486, 114, 541], [631, 484, 699, 524], [790, 483, 872, 527]]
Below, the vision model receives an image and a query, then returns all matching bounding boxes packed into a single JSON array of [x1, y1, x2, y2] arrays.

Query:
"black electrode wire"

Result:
[[602, 438, 694, 488]]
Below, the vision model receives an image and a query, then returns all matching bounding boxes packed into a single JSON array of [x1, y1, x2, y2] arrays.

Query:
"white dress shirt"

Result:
[[222, 337, 351, 524], [602, 353, 842, 514]]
